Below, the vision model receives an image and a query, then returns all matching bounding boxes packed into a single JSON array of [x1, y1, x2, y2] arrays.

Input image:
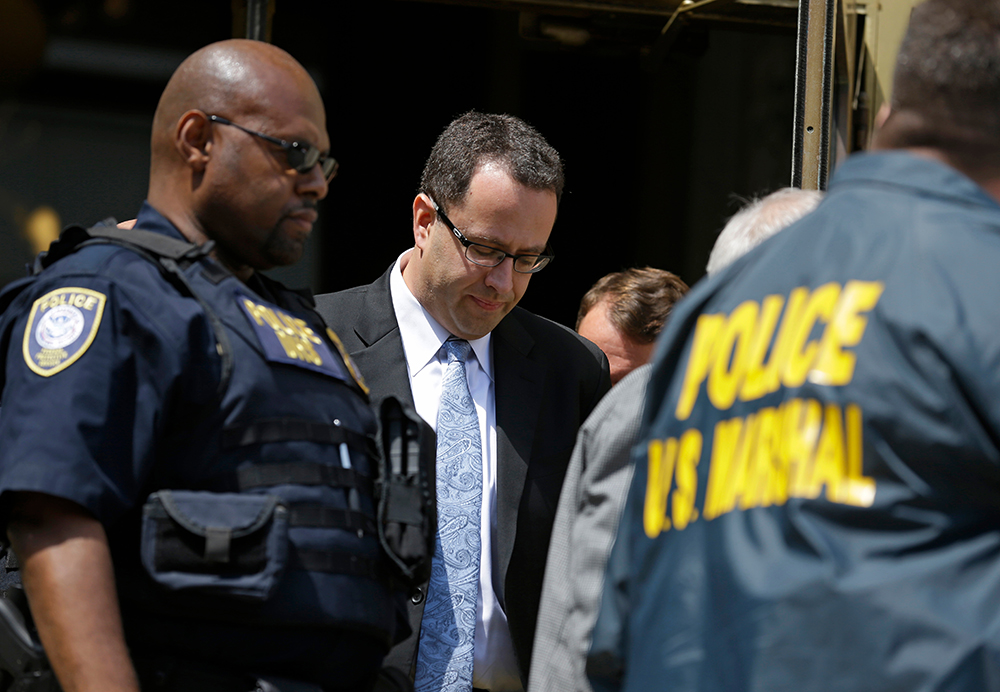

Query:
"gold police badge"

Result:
[[23, 287, 107, 377]]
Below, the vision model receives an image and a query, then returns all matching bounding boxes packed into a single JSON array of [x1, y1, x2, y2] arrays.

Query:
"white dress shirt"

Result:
[[390, 252, 523, 691]]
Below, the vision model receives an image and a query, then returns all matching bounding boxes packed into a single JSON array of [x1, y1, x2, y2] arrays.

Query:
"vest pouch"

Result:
[[141, 490, 289, 601]]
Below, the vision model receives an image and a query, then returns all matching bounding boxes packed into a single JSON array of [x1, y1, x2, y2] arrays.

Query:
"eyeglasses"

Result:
[[208, 114, 339, 181], [433, 201, 554, 274]]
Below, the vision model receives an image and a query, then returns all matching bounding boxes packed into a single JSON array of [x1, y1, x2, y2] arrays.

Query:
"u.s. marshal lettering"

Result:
[[644, 280, 884, 537]]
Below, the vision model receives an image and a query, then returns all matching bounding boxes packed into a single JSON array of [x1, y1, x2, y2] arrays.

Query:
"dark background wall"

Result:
[[0, 0, 796, 329]]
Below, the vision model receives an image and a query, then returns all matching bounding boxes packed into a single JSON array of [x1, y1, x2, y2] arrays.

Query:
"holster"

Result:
[[377, 397, 436, 587]]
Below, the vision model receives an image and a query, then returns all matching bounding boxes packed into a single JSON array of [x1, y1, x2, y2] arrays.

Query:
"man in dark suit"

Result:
[[316, 111, 610, 691]]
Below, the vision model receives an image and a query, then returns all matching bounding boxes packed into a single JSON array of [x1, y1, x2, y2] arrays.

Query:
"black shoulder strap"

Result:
[[33, 220, 233, 398]]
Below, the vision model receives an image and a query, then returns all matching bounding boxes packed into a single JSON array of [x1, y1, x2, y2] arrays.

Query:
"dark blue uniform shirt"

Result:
[[590, 152, 1000, 692], [0, 203, 399, 690]]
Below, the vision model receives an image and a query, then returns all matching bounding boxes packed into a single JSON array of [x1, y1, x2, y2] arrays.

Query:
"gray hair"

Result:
[[706, 187, 823, 277]]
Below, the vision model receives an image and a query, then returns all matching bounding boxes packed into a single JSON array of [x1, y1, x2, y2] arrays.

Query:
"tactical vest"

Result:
[[0, 221, 434, 653]]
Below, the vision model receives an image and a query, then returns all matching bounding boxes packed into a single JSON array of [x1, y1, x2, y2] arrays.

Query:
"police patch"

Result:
[[23, 287, 106, 377], [238, 294, 350, 382]]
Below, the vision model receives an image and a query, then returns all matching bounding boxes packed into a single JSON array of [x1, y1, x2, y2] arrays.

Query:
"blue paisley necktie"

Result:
[[414, 338, 482, 692]]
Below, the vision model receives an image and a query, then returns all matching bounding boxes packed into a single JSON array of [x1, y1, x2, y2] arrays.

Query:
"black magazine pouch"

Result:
[[140, 490, 288, 601], [378, 396, 436, 587]]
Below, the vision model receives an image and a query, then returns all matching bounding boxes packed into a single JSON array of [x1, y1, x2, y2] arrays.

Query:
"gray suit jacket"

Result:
[[315, 265, 611, 684], [527, 365, 651, 692]]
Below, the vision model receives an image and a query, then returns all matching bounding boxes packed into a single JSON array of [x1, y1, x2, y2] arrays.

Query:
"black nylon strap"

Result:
[[236, 462, 373, 495], [222, 418, 375, 457], [290, 548, 387, 583], [87, 226, 206, 260], [288, 504, 377, 535], [68, 226, 234, 399]]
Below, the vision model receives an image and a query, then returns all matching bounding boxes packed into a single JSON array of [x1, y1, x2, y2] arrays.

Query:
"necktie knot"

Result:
[[443, 338, 472, 365]]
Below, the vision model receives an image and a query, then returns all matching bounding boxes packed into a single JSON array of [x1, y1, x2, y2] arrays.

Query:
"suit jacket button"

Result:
[[410, 587, 424, 605]]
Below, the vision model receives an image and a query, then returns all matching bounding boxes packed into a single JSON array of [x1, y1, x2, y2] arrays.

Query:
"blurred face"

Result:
[[404, 165, 557, 341], [577, 300, 654, 385], [201, 73, 330, 274]]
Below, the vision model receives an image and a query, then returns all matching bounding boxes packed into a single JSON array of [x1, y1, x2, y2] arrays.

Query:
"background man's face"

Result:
[[201, 75, 330, 272], [412, 164, 557, 340], [577, 300, 654, 384]]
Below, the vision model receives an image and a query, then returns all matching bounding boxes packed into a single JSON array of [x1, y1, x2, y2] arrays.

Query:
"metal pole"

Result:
[[791, 0, 837, 190], [245, 0, 274, 42]]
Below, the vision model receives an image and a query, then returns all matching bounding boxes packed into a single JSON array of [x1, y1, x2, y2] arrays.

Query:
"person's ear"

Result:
[[175, 110, 212, 172], [874, 102, 892, 131], [413, 193, 437, 249]]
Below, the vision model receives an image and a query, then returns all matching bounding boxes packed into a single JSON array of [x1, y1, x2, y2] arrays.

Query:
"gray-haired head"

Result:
[[706, 187, 823, 277]]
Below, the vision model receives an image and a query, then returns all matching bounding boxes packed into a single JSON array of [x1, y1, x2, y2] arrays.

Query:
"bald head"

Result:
[[146, 39, 331, 281], [151, 40, 322, 174]]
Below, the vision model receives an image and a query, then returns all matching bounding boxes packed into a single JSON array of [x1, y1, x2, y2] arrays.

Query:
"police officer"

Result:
[[589, 1, 1000, 691], [0, 40, 402, 692]]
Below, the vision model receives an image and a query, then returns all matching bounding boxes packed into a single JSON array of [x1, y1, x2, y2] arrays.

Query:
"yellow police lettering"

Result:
[[244, 299, 325, 366], [783, 283, 840, 388], [811, 281, 884, 386], [838, 404, 875, 506], [802, 403, 847, 500], [244, 300, 268, 327], [701, 399, 876, 520], [675, 314, 725, 420], [276, 331, 322, 365], [761, 287, 811, 395], [784, 398, 823, 496], [671, 429, 703, 531], [761, 405, 789, 506], [39, 293, 66, 312], [742, 406, 780, 510], [703, 417, 743, 520], [729, 411, 758, 512], [707, 300, 758, 411], [644, 438, 676, 538], [739, 295, 785, 401]]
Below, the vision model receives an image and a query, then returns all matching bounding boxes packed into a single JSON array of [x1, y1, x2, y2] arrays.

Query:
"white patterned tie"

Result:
[[414, 339, 482, 692]]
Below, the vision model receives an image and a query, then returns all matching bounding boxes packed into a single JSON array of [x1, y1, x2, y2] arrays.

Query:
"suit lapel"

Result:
[[492, 310, 544, 598], [348, 268, 415, 409], [349, 275, 545, 606]]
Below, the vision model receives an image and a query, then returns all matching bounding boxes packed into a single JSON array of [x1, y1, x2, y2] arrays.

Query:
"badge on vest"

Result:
[[238, 294, 349, 382], [23, 287, 107, 377], [326, 327, 369, 395]]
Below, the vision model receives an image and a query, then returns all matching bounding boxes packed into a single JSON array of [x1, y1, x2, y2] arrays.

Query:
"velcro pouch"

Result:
[[141, 490, 289, 601]]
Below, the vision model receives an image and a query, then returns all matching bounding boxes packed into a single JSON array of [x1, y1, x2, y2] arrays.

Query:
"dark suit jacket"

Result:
[[315, 265, 611, 684]]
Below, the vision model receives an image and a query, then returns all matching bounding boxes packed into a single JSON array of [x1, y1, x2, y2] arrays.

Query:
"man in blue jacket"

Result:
[[589, 1, 1000, 690]]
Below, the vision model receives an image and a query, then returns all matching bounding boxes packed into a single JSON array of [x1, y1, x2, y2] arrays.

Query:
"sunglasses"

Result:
[[208, 114, 339, 181]]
